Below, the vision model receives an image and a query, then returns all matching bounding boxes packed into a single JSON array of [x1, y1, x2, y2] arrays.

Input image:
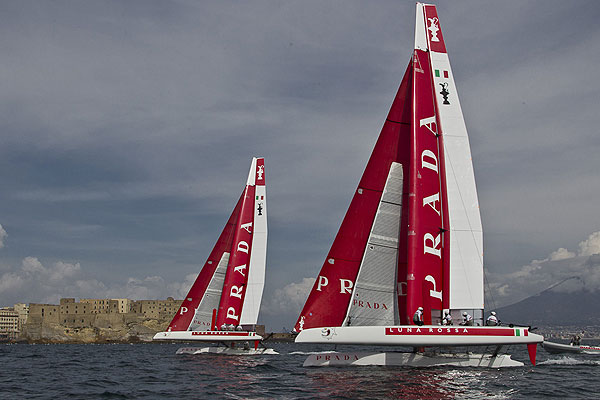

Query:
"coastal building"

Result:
[[0, 307, 20, 340], [113, 298, 132, 314], [59, 298, 95, 328], [132, 297, 181, 319], [14, 303, 29, 330], [28, 303, 60, 324], [80, 298, 120, 314]]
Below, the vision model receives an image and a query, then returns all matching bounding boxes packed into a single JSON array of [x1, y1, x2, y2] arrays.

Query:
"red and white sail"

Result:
[[164, 157, 267, 334], [240, 158, 267, 326], [423, 4, 483, 312], [295, 3, 485, 333]]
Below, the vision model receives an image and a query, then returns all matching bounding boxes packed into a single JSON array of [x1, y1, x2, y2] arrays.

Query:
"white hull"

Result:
[[176, 346, 278, 356], [542, 341, 600, 355], [303, 351, 523, 368], [295, 325, 543, 346], [153, 330, 263, 342]]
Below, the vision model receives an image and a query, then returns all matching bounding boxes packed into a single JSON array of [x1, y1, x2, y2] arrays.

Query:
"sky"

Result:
[[0, 0, 599, 331]]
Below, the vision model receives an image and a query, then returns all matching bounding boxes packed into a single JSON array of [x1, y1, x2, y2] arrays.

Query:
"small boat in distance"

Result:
[[543, 340, 600, 355], [293, 3, 543, 367], [153, 157, 276, 355]]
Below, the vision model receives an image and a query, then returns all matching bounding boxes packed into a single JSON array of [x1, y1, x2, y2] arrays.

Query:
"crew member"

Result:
[[486, 311, 498, 326], [442, 310, 453, 326], [460, 312, 473, 326], [413, 307, 424, 326]]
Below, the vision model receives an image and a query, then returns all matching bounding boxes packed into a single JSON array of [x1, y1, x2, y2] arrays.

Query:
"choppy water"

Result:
[[2, 342, 600, 399]]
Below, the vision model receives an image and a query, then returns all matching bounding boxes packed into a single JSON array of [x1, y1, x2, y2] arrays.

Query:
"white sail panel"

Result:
[[246, 158, 257, 186], [345, 163, 402, 326], [429, 50, 484, 310], [240, 167, 267, 325], [414, 1, 428, 51], [188, 252, 229, 330]]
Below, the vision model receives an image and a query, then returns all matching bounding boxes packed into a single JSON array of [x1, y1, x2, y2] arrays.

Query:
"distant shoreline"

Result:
[[2, 332, 297, 345]]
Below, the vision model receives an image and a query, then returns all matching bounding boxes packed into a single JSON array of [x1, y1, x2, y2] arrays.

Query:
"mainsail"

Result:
[[294, 3, 483, 333], [168, 157, 267, 332]]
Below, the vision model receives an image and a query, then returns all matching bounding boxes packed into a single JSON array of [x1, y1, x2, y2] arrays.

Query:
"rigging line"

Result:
[[499, 276, 583, 309], [537, 276, 583, 296], [484, 270, 498, 311]]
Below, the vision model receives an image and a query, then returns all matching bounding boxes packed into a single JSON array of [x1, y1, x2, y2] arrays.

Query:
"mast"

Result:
[[405, 46, 445, 325]]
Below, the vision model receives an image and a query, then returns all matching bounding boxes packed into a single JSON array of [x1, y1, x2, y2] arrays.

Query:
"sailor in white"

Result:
[[486, 311, 498, 326], [442, 310, 453, 326], [460, 312, 473, 326], [413, 307, 424, 326]]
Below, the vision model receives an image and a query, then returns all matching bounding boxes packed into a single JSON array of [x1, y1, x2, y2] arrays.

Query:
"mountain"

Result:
[[496, 289, 600, 327]]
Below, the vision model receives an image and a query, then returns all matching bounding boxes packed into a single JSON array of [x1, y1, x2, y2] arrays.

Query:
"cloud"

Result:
[[0, 224, 7, 248], [578, 231, 600, 257], [166, 273, 197, 299], [0, 256, 193, 306], [489, 231, 600, 307], [548, 248, 575, 261], [261, 277, 315, 317]]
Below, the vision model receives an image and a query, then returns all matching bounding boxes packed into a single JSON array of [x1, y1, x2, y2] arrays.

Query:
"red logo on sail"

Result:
[[424, 5, 446, 53]]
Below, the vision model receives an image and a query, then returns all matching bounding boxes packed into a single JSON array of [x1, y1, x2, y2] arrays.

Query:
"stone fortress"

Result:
[[1, 297, 182, 342]]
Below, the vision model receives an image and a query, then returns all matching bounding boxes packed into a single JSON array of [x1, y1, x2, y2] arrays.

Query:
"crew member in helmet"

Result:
[[486, 311, 498, 326], [413, 307, 424, 326], [460, 312, 473, 326], [442, 310, 453, 326]]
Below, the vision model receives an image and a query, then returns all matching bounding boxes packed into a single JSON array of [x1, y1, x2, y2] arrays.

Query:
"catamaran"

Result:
[[153, 157, 276, 355], [293, 3, 543, 367]]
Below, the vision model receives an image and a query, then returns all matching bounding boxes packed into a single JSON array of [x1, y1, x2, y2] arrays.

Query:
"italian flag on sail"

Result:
[[434, 69, 449, 78]]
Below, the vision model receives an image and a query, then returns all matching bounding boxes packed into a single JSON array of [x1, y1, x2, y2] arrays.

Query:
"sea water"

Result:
[[1, 342, 599, 399]]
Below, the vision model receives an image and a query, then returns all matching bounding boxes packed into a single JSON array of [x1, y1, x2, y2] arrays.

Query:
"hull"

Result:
[[542, 341, 600, 355], [303, 351, 523, 368], [153, 330, 263, 342], [176, 346, 278, 356], [295, 325, 543, 346]]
